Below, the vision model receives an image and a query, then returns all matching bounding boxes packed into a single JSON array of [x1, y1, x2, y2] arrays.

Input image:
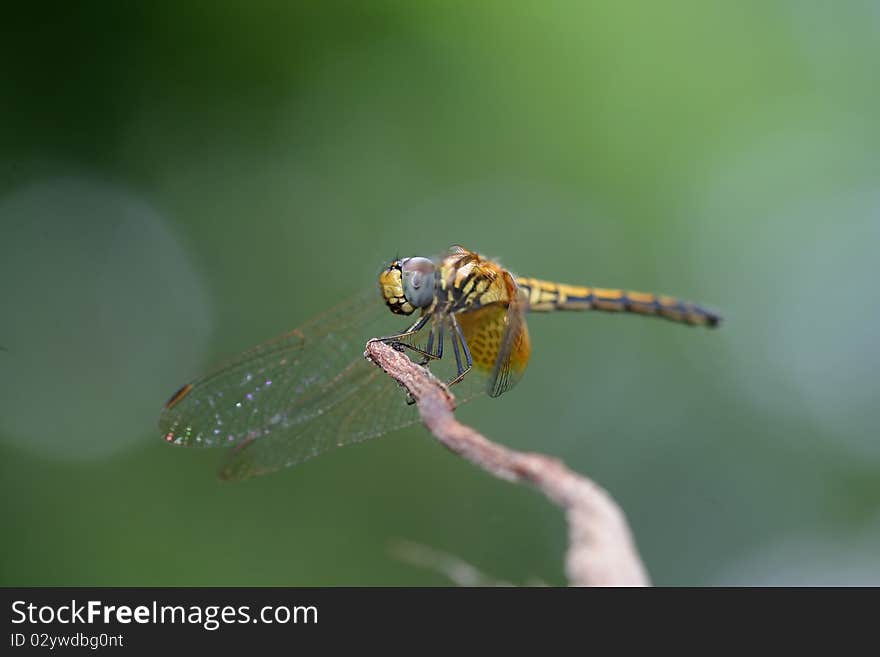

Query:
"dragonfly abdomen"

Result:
[[516, 277, 720, 328]]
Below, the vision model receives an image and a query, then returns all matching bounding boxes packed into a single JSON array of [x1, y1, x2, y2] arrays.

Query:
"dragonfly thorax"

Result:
[[379, 256, 437, 315]]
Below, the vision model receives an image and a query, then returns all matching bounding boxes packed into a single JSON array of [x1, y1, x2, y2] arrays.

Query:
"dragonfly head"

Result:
[[379, 256, 436, 315]]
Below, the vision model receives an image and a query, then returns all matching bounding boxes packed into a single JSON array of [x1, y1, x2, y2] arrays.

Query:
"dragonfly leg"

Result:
[[422, 320, 444, 366], [445, 313, 473, 388], [370, 312, 443, 363], [371, 313, 444, 406], [401, 321, 447, 404], [450, 319, 463, 376]]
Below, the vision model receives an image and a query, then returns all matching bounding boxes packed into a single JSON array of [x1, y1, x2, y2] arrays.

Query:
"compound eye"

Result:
[[401, 257, 435, 308]]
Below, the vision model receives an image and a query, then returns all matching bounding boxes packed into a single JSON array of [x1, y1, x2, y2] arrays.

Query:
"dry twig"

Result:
[[365, 339, 651, 587]]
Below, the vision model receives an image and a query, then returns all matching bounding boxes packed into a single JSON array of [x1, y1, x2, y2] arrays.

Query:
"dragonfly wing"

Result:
[[218, 358, 417, 480], [456, 271, 531, 398], [487, 272, 531, 397], [159, 286, 419, 479]]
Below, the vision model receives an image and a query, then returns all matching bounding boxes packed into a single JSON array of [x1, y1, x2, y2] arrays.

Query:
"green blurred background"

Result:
[[2, 1, 879, 586]]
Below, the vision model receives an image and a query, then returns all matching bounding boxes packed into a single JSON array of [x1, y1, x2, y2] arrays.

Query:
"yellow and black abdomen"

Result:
[[516, 277, 721, 328]]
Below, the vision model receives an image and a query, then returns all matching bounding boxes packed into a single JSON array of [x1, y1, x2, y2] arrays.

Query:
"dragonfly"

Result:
[[160, 245, 720, 480]]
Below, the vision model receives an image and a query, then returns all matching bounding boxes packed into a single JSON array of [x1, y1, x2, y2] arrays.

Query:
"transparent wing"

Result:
[[218, 358, 418, 480], [159, 287, 424, 480]]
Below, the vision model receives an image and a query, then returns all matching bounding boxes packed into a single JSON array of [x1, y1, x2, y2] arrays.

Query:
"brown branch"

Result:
[[365, 340, 650, 587]]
